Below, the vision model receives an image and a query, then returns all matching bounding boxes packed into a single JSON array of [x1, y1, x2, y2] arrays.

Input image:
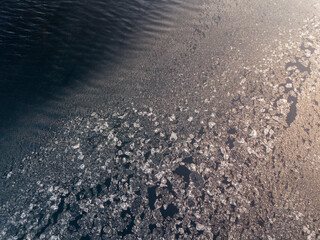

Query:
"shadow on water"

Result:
[[0, 0, 183, 129]]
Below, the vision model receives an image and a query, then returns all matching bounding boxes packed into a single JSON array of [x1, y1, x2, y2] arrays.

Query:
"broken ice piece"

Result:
[[250, 130, 257, 138], [72, 143, 80, 149], [208, 122, 215, 128], [170, 132, 178, 141]]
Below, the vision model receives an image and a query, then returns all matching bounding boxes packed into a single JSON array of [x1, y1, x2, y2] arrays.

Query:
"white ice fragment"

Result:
[[303, 226, 310, 234], [286, 83, 292, 88], [72, 143, 80, 149], [128, 133, 134, 138], [6, 171, 12, 179], [29, 203, 34, 211], [247, 147, 254, 154], [156, 171, 164, 180], [307, 232, 316, 240], [118, 113, 127, 119], [78, 153, 84, 160], [266, 146, 272, 153], [75, 180, 82, 186], [51, 205, 58, 211], [196, 223, 206, 231], [208, 122, 215, 128], [250, 130, 257, 138], [48, 186, 54, 192], [169, 114, 176, 121], [170, 132, 178, 141], [240, 78, 246, 85], [269, 129, 274, 136], [133, 122, 140, 128], [121, 195, 127, 202]]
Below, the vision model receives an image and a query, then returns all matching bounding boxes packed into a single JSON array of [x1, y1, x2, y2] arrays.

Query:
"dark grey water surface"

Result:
[[0, 0, 193, 172], [0, 0, 175, 122]]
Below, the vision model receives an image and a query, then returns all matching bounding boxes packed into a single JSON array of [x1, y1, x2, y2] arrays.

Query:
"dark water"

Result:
[[0, 0, 190, 170], [0, 0, 183, 128], [0, 0, 196, 176]]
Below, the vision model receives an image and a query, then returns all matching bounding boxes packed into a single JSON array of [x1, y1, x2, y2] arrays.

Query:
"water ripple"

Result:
[[0, 0, 189, 125]]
